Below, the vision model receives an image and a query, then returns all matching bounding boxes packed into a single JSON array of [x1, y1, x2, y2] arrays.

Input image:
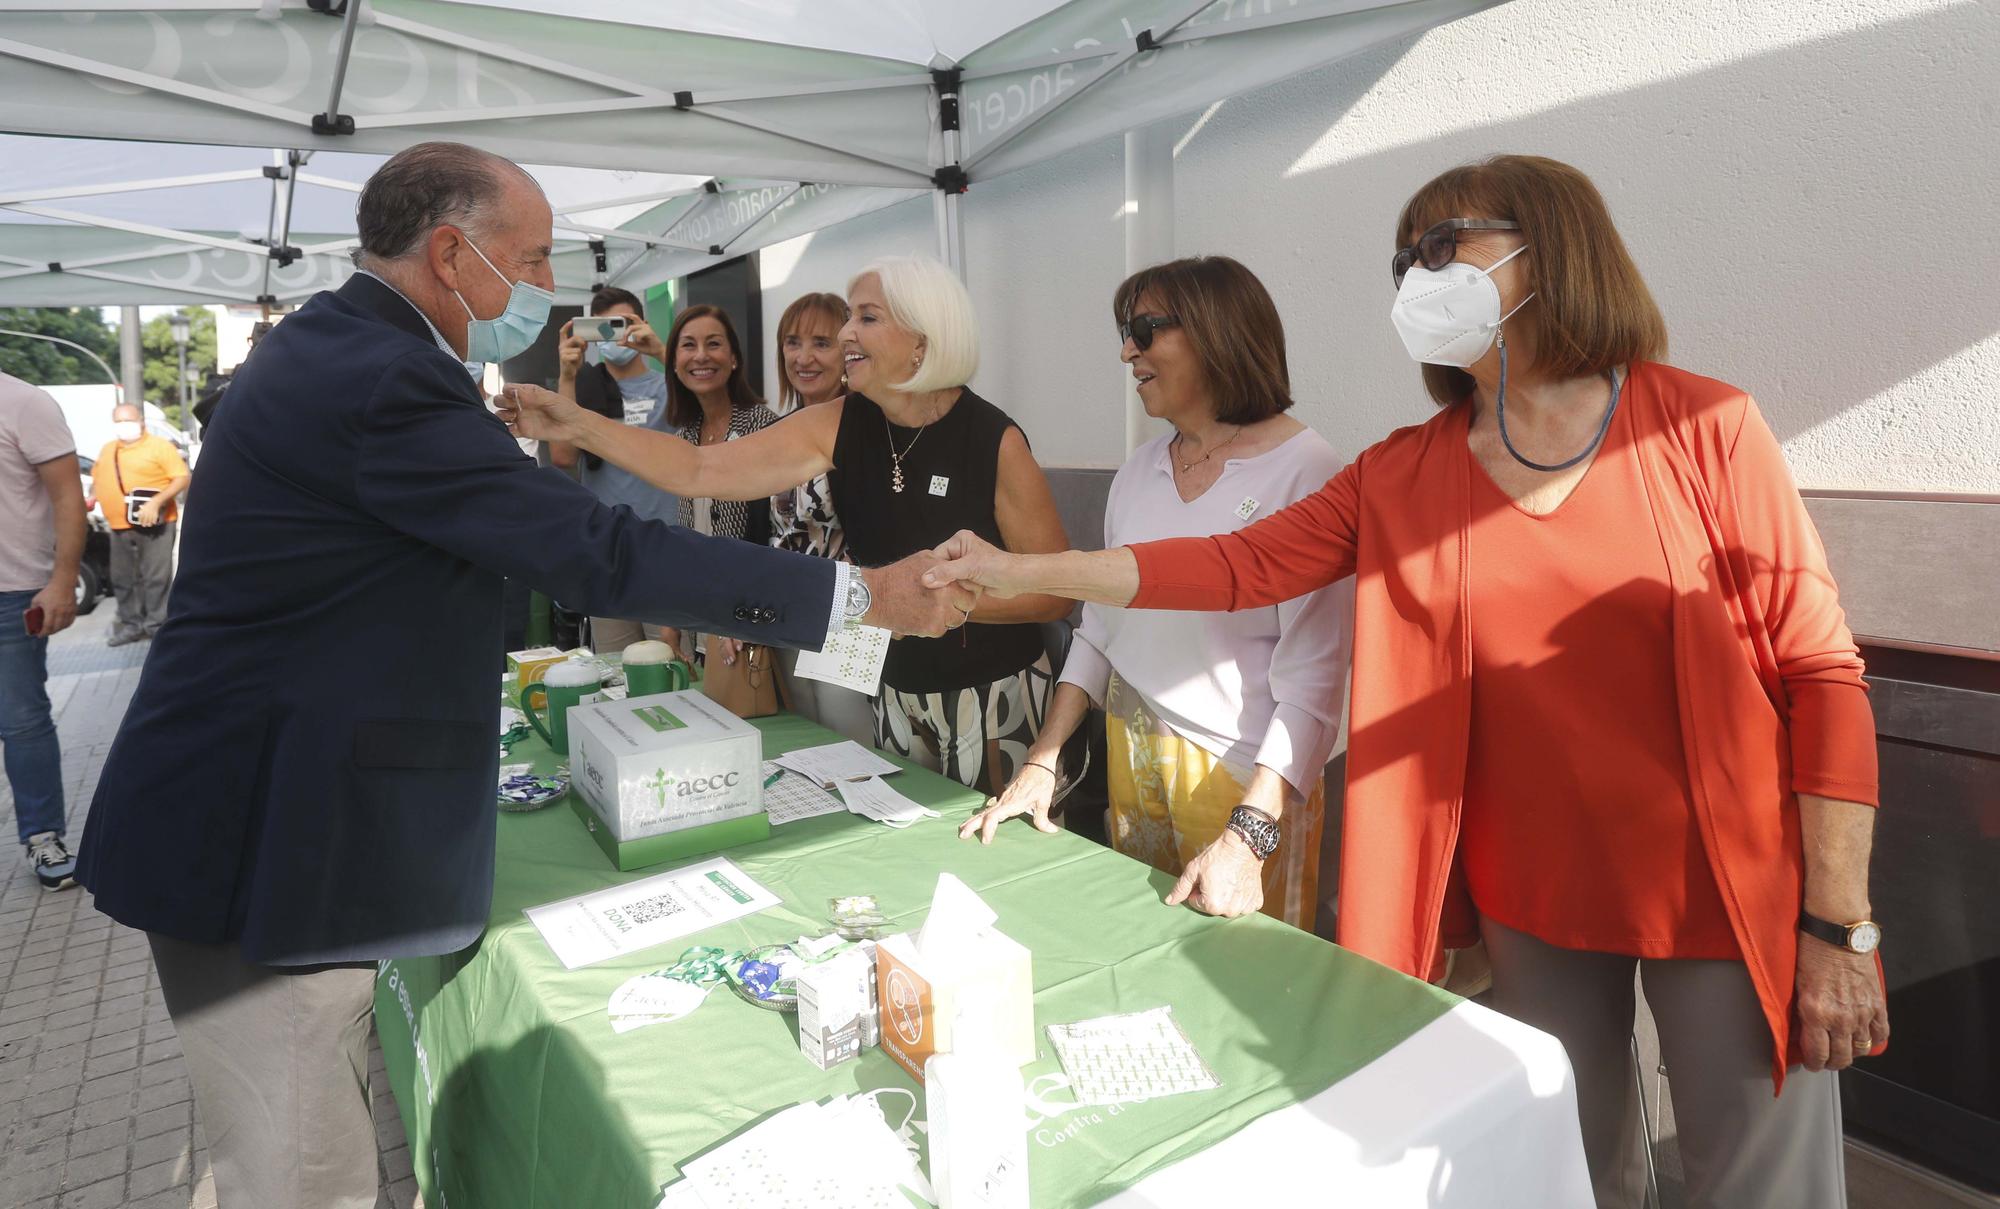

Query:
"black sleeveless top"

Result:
[[831, 389, 1045, 694]]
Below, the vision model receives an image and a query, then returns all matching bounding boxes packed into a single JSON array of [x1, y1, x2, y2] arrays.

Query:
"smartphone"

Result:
[[23, 604, 44, 637], [573, 315, 629, 343]]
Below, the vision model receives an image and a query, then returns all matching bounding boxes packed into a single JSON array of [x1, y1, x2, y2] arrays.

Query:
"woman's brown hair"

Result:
[[774, 292, 849, 411], [1397, 154, 1667, 406], [664, 304, 763, 429], [1111, 255, 1293, 425]]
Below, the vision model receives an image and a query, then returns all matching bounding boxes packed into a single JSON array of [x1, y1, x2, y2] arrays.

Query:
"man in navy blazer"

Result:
[[76, 142, 972, 1209]]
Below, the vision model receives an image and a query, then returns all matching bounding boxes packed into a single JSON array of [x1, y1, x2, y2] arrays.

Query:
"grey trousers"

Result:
[[1481, 919, 1846, 1209], [774, 645, 878, 746], [589, 615, 658, 654], [147, 934, 379, 1209], [109, 521, 175, 639]]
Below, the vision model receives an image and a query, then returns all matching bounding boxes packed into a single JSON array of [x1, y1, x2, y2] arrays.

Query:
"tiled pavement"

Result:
[[0, 606, 420, 1209]]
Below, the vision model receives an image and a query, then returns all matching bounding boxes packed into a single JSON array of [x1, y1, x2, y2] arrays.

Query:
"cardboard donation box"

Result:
[[876, 875, 1035, 1082], [567, 691, 768, 870]]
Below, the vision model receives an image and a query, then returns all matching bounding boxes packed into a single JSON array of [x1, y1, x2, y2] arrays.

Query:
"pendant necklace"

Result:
[[885, 397, 941, 493]]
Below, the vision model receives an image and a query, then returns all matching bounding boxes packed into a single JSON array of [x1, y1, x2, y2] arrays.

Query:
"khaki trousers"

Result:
[[1481, 918, 1846, 1209], [148, 935, 379, 1209]]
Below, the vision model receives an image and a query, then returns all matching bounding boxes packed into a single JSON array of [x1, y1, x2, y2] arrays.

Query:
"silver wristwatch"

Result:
[[1224, 806, 1282, 861], [842, 572, 873, 625]]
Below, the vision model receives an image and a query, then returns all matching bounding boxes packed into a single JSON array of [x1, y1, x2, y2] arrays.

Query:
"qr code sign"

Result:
[[616, 892, 688, 928]]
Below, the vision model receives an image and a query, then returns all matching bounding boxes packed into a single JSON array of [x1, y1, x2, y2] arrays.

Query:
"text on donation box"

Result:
[[569, 691, 764, 841]]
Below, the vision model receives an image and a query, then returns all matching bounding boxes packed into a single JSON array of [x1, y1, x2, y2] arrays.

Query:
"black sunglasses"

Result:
[[1392, 219, 1522, 286], [1119, 313, 1179, 351]]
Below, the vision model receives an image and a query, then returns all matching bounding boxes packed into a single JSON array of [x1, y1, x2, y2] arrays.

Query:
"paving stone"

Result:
[[74, 1089, 136, 1126], [61, 1143, 128, 1189], [134, 1102, 190, 1139], [55, 1175, 127, 1209], [126, 1156, 190, 1199], [135, 1080, 189, 1115], [131, 1127, 192, 1170]]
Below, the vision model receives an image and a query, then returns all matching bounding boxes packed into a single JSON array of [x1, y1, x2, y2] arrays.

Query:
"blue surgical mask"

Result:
[[597, 341, 639, 367], [453, 237, 555, 364]]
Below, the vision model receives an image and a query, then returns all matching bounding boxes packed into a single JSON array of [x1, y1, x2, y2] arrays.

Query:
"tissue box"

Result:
[[567, 690, 769, 870], [797, 948, 873, 1070], [876, 929, 1034, 1082]]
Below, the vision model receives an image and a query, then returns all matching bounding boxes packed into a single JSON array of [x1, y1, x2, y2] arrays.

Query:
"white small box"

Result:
[[568, 691, 764, 843], [797, 947, 874, 1070]]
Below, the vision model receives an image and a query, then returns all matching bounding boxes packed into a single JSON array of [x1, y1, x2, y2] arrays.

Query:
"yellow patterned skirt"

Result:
[[1104, 674, 1324, 931]]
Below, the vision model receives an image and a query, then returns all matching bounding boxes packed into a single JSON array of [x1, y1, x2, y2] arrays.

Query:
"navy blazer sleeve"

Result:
[[354, 349, 835, 651]]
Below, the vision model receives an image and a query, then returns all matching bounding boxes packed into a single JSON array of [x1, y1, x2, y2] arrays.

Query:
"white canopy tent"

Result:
[[0, 0, 1505, 306]]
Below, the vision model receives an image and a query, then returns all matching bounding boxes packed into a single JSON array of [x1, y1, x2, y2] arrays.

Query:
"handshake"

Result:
[[853, 532, 1024, 639]]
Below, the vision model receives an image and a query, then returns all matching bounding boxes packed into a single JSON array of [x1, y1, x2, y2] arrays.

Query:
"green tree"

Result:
[[142, 306, 218, 428], [0, 306, 122, 386]]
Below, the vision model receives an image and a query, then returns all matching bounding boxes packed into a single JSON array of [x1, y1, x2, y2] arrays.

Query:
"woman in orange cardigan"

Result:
[[927, 155, 1887, 1208]]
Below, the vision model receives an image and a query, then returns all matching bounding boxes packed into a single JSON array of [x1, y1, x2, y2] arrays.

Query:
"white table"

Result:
[[1102, 1001, 1594, 1207]]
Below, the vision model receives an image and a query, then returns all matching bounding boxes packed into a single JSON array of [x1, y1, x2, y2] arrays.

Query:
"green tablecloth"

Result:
[[376, 713, 1457, 1207]]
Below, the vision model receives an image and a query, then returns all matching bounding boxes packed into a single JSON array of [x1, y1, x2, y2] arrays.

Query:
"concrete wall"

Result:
[[760, 0, 1999, 492]]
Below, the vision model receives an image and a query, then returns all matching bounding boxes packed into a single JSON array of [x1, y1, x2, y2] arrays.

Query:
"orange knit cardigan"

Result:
[[1130, 362, 1880, 1088]]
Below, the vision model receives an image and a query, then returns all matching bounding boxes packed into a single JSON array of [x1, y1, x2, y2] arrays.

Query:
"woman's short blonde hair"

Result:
[[849, 255, 979, 393]]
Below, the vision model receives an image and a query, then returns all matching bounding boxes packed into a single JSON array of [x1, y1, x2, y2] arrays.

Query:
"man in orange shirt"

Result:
[[91, 404, 190, 646]]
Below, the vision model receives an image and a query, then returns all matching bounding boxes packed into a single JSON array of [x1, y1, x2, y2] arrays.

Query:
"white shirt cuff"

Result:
[[1255, 703, 1337, 798], [823, 560, 854, 648], [1055, 633, 1113, 709]]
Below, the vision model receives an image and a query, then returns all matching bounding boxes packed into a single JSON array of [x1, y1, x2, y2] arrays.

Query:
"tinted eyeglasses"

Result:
[[1392, 219, 1522, 287], [1119, 313, 1179, 352]]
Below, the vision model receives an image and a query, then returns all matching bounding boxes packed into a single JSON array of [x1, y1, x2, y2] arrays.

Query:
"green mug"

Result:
[[521, 659, 603, 756], [621, 640, 692, 698]]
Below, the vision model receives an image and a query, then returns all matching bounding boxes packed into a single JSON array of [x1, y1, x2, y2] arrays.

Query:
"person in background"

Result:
[[545, 285, 680, 654], [0, 371, 86, 890], [90, 402, 189, 646], [924, 154, 1887, 1209], [623, 303, 781, 667], [959, 256, 1353, 933], [765, 291, 874, 743], [499, 255, 1074, 793]]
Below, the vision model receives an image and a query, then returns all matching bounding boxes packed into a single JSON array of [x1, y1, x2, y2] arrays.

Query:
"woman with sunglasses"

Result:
[[957, 256, 1352, 933], [923, 155, 1884, 1207], [499, 256, 1073, 794]]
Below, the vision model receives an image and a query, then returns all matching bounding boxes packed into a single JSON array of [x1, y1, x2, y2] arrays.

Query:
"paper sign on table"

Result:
[[759, 762, 847, 826], [791, 623, 891, 695], [1045, 1005, 1221, 1106], [837, 776, 938, 828], [772, 741, 901, 787], [524, 857, 778, 970]]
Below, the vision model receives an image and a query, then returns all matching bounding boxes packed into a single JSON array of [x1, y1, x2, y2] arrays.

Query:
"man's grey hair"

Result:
[[352, 142, 532, 269]]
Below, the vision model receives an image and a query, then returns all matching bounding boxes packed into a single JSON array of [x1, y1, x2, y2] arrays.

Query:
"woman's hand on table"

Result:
[[1167, 831, 1266, 918], [959, 762, 1061, 844]]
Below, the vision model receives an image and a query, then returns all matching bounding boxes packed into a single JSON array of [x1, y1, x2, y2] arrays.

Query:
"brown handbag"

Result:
[[699, 643, 788, 719]]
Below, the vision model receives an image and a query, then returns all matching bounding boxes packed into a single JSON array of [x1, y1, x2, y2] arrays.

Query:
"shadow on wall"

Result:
[[1173, 2, 2000, 480]]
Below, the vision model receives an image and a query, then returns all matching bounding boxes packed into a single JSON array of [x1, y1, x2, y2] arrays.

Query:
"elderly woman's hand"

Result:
[[498, 383, 589, 445], [1794, 934, 1889, 1072], [958, 762, 1061, 845], [1166, 830, 1266, 918], [925, 529, 1029, 598]]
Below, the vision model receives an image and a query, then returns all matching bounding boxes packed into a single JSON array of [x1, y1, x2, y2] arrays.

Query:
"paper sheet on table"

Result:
[[791, 623, 890, 695], [1046, 1005, 1221, 1106], [772, 740, 901, 787], [837, 776, 939, 828], [676, 1096, 916, 1209], [524, 857, 779, 970], [759, 761, 847, 826]]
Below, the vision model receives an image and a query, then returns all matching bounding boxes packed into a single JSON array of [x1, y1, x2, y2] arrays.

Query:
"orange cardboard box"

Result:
[[875, 928, 1035, 1083]]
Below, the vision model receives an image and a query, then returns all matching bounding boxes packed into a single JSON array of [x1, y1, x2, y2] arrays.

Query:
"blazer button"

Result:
[[733, 606, 752, 621], [757, 608, 777, 623]]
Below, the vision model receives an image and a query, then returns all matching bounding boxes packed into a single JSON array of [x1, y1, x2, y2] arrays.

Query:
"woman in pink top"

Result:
[[959, 257, 1353, 931]]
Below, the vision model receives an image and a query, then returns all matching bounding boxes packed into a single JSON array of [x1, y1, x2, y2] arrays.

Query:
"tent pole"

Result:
[[316, 0, 364, 136], [932, 67, 967, 281], [120, 306, 144, 408], [1123, 120, 1175, 455]]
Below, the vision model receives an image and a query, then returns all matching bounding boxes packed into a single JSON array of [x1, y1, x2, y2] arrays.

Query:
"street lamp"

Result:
[[167, 310, 192, 441]]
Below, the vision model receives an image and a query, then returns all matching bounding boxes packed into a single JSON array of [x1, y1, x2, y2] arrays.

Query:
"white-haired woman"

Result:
[[500, 256, 1073, 793]]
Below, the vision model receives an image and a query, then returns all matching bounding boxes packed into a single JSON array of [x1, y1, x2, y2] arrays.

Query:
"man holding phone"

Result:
[[546, 286, 682, 652], [0, 370, 86, 891], [90, 402, 191, 646]]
